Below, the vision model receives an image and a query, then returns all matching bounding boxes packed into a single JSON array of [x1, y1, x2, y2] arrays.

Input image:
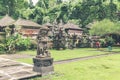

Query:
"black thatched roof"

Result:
[[0, 14, 15, 27], [14, 18, 41, 27], [64, 22, 82, 30], [42, 22, 53, 28]]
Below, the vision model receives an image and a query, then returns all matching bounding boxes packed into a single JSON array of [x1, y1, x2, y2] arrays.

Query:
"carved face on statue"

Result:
[[40, 29, 48, 37]]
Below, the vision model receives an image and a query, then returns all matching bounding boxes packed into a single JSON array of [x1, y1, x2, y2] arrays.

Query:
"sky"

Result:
[[32, 0, 38, 5]]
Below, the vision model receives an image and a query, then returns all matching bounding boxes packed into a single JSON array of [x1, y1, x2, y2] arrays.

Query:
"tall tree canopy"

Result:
[[0, 0, 29, 18], [0, 0, 120, 27]]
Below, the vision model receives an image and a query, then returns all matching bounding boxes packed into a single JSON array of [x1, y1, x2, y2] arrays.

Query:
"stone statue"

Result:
[[36, 27, 51, 58], [52, 20, 67, 50], [33, 27, 54, 76]]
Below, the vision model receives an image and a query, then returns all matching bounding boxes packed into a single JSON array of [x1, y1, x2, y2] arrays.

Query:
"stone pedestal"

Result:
[[33, 57, 54, 76]]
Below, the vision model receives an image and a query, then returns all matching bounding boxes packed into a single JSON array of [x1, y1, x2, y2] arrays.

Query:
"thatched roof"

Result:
[[0, 15, 15, 27], [64, 22, 82, 30], [86, 23, 93, 29], [42, 22, 53, 28], [14, 18, 41, 27]]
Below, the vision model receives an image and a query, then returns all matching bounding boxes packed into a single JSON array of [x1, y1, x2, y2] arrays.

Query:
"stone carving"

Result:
[[33, 58, 53, 67], [36, 27, 51, 58], [33, 59, 42, 67], [52, 20, 67, 50], [33, 27, 54, 76]]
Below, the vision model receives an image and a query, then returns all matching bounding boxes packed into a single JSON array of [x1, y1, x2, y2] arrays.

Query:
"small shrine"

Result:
[[63, 22, 83, 36], [0, 14, 15, 42]]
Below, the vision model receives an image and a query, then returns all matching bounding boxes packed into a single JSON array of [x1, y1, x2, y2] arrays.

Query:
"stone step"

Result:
[[0, 58, 41, 80]]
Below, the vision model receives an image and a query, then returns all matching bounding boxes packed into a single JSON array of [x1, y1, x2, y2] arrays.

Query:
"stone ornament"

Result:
[[36, 27, 51, 58]]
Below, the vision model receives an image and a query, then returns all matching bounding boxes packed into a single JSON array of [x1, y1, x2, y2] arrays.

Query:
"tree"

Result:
[[37, 0, 50, 9], [56, 0, 62, 4], [15, 0, 120, 27], [89, 19, 117, 36], [107, 0, 117, 20], [29, 0, 34, 9], [0, 0, 29, 18]]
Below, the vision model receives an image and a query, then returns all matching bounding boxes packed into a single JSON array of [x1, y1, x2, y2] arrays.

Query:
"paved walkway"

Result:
[[0, 58, 40, 80]]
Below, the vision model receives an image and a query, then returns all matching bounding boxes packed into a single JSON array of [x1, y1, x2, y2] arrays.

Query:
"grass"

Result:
[[16, 47, 120, 64], [16, 48, 110, 64], [16, 58, 33, 64], [50, 48, 108, 61], [31, 53, 120, 80], [15, 47, 120, 80]]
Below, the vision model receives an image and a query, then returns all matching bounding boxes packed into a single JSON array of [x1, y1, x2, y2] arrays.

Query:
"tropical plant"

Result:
[[90, 19, 116, 36], [4, 34, 31, 53]]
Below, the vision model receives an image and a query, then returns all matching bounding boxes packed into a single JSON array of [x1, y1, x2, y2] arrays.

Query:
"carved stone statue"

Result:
[[33, 27, 54, 76], [36, 27, 51, 58], [52, 20, 67, 50]]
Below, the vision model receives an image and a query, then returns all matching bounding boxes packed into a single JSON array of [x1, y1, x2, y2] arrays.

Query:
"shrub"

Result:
[[99, 39, 106, 47], [29, 40, 37, 50], [105, 36, 115, 46], [0, 43, 5, 53], [4, 34, 32, 53], [15, 37, 31, 51], [90, 19, 115, 36]]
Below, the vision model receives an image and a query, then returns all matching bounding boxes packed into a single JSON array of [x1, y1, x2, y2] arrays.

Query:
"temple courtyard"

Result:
[[0, 47, 120, 80]]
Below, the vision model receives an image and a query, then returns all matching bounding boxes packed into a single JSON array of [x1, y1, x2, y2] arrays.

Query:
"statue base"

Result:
[[33, 57, 54, 76]]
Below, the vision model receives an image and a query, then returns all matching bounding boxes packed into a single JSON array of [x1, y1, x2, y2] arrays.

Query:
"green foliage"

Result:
[[0, 0, 29, 18], [105, 36, 115, 46], [90, 19, 116, 36], [16, 48, 109, 62], [0, 0, 120, 30], [90, 19, 120, 36], [2, 34, 31, 53], [29, 40, 37, 50], [15, 37, 31, 51], [99, 39, 106, 47], [0, 43, 5, 52], [113, 21, 120, 33], [37, 54, 120, 80], [5, 35, 18, 53]]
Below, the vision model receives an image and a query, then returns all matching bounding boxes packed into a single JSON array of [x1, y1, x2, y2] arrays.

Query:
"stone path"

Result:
[[0, 58, 40, 80], [0, 54, 34, 59]]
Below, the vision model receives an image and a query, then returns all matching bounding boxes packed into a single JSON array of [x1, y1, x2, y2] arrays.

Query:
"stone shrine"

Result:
[[33, 27, 54, 76]]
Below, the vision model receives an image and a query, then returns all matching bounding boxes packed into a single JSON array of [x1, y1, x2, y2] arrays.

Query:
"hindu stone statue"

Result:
[[36, 27, 51, 58], [52, 20, 67, 50], [33, 27, 54, 76]]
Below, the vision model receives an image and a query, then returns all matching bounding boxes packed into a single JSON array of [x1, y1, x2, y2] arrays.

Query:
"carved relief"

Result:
[[33, 58, 53, 67]]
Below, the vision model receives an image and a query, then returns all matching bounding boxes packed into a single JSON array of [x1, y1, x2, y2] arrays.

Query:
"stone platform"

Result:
[[0, 58, 41, 80], [33, 57, 54, 76]]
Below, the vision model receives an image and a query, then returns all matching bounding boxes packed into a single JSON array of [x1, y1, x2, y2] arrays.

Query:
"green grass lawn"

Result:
[[31, 54, 120, 80], [16, 48, 110, 64], [15, 47, 120, 80], [16, 47, 120, 64]]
